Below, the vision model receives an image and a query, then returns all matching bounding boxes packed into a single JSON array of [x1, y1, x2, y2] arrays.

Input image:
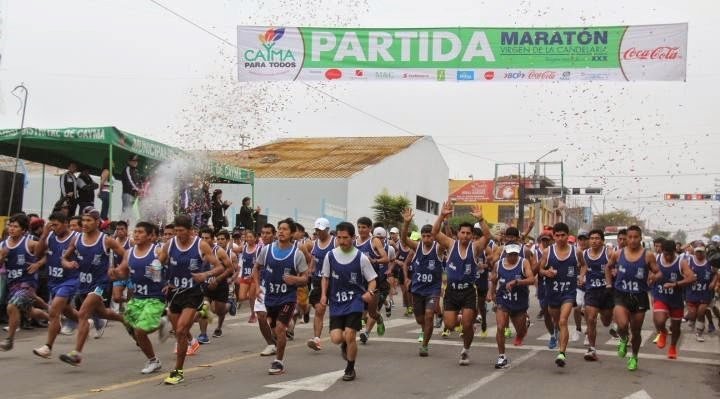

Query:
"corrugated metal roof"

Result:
[[206, 136, 425, 178]]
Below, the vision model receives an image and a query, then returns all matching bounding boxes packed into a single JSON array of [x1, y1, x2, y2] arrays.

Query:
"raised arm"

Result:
[[400, 208, 418, 251], [431, 201, 455, 250], [470, 205, 490, 257]]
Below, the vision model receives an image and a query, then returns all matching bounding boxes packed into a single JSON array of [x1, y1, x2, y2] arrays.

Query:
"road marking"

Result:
[[249, 370, 345, 399], [370, 337, 720, 365], [406, 326, 499, 339], [623, 389, 653, 399], [446, 350, 540, 399], [603, 330, 655, 346]]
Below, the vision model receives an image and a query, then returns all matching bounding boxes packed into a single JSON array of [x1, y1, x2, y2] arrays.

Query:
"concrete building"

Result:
[[209, 136, 448, 229]]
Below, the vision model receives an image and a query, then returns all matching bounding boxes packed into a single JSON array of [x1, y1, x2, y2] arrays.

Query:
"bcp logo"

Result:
[[622, 46, 681, 60], [325, 69, 342, 80]]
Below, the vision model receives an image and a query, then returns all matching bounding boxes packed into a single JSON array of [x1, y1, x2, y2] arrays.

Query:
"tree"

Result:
[[652, 230, 671, 239], [704, 223, 720, 239], [671, 229, 688, 244], [371, 190, 413, 230], [592, 210, 644, 231]]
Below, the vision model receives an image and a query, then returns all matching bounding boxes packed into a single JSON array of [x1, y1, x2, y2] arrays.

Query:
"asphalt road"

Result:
[[2, 290, 719, 399]]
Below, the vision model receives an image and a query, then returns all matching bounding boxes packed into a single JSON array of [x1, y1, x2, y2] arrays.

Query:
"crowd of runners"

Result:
[[0, 200, 718, 384]]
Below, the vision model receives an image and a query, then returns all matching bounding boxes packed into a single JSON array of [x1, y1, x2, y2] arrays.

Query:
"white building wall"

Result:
[[234, 178, 348, 229], [346, 136, 448, 227]]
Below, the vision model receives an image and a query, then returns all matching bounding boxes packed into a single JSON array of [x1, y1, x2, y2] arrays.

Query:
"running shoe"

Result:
[[434, 316, 442, 329], [584, 347, 598, 361], [286, 329, 295, 341], [164, 369, 184, 385], [158, 317, 170, 343], [441, 328, 450, 338], [627, 356, 638, 371], [385, 305, 391, 318], [653, 332, 660, 344], [504, 327, 512, 338], [583, 334, 590, 346], [455, 325, 463, 333], [405, 306, 413, 317], [555, 352, 566, 367], [479, 327, 488, 338], [248, 314, 257, 323], [342, 369, 356, 381], [668, 345, 678, 359], [548, 332, 558, 349], [419, 346, 429, 357], [571, 329, 581, 342], [475, 315, 483, 324], [708, 324, 716, 334], [513, 336, 523, 346], [0, 338, 13, 351], [60, 324, 75, 336], [696, 332, 706, 342], [59, 350, 82, 366], [94, 319, 108, 339], [260, 344, 276, 356], [495, 355, 509, 369], [341, 342, 348, 361], [33, 344, 52, 358], [303, 312, 310, 324], [212, 328, 223, 338], [307, 337, 322, 351], [609, 325, 619, 339], [377, 318, 386, 336], [197, 333, 210, 344], [417, 332, 424, 343], [656, 331, 667, 349], [536, 310, 544, 320], [268, 360, 285, 375], [141, 358, 162, 374], [359, 331, 368, 344], [617, 337, 628, 358], [459, 349, 470, 366], [187, 338, 200, 355], [228, 298, 238, 316]]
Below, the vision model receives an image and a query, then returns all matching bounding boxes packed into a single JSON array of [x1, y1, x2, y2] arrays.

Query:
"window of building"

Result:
[[498, 205, 516, 224], [416, 195, 439, 215]]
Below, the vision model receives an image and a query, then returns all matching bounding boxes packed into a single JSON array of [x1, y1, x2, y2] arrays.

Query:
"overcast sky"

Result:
[[0, 0, 718, 237]]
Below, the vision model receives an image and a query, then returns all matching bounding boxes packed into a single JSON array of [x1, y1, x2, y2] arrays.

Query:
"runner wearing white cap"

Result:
[[355, 217, 388, 344], [306, 217, 335, 351]]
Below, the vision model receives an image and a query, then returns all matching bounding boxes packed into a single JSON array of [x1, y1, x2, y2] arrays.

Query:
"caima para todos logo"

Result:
[[243, 27, 297, 70]]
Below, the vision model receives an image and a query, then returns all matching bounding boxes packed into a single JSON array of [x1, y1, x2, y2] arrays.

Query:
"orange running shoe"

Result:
[[668, 345, 677, 359], [186, 338, 200, 356], [513, 336, 523, 346], [656, 331, 667, 349]]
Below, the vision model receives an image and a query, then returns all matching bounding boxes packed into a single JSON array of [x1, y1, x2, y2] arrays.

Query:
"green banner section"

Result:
[[300, 27, 623, 68]]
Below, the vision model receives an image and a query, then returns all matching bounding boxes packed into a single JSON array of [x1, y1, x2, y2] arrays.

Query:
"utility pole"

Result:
[[8, 84, 28, 216]]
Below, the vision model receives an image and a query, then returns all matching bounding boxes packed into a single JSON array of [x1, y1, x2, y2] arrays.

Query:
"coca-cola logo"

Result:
[[623, 46, 681, 61], [527, 71, 556, 80]]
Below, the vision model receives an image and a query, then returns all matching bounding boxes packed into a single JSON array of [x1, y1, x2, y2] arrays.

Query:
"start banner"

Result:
[[237, 24, 687, 82]]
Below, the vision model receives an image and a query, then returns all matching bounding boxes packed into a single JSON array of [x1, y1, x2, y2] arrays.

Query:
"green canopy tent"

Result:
[[0, 126, 254, 216]]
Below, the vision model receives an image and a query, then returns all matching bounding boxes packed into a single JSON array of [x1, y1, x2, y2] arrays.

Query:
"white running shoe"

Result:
[[260, 344, 277, 356], [571, 330, 581, 342], [459, 349, 470, 366], [94, 319, 108, 339], [60, 324, 75, 336], [696, 332, 705, 342], [141, 358, 162, 374], [583, 333, 590, 346], [33, 344, 52, 359]]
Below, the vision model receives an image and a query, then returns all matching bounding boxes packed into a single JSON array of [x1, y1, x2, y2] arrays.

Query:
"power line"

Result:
[[146, 0, 497, 162]]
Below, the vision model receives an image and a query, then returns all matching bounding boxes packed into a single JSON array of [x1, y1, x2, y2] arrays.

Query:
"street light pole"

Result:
[[8, 84, 28, 216]]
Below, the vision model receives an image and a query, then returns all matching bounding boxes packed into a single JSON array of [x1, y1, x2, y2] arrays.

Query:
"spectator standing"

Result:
[[238, 196, 261, 232], [59, 162, 79, 216], [98, 159, 112, 221], [121, 155, 142, 222], [76, 166, 98, 213], [211, 189, 231, 233]]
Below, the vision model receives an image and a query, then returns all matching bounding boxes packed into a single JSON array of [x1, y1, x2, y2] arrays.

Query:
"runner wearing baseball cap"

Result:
[[307, 217, 335, 351]]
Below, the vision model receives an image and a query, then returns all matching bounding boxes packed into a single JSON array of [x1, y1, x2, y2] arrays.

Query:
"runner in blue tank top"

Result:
[[604, 225, 660, 371], [538, 222, 587, 368], [254, 218, 309, 376], [399, 209, 444, 356], [111, 220, 134, 307], [58, 207, 127, 366], [489, 243, 534, 369], [32, 212, 80, 358], [582, 229, 615, 361], [684, 244, 718, 342], [197, 227, 234, 344], [320, 221, 377, 381], [157, 214, 225, 385], [306, 217, 335, 351], [432, 202, 491, 366], [652, 239, 695, 359], [354, 216, 388, 345], [0, 214, 46, 351], [394, 235, 414, 317], [115, 221, 169, 375], [535, 230, 558, 349]]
